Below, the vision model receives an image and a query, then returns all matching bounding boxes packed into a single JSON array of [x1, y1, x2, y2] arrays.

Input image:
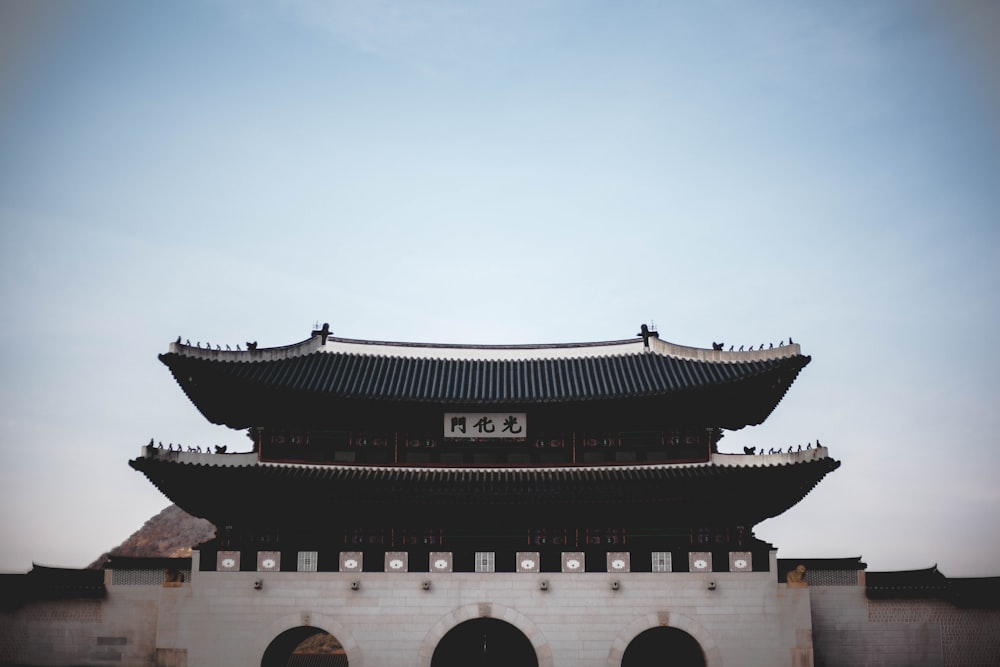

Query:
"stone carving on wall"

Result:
[[163, 568, 185, 587], [786, 564, 807, 585]]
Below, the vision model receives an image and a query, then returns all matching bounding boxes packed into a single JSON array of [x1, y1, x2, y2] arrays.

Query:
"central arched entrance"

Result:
[[431, 618, 538, 667], [261, 626, 348, 667], [621, 626, 706, 667]]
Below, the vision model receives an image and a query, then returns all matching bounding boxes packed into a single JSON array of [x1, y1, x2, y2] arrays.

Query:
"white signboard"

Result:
[[444, 413, 527, 439]]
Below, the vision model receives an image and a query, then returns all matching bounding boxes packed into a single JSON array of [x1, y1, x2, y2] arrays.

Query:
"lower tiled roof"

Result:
[[129, 446, 839, 531]]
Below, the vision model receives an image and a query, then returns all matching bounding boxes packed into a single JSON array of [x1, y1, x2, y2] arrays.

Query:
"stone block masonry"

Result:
[[809, 585, 1000, 667], [1, 551, 815, 667]]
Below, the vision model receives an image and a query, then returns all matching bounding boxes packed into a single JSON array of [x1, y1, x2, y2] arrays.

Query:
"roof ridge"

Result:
[[166, 331, 805, 365]]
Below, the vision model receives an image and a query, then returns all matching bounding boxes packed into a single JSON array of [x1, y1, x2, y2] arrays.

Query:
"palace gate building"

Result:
[[2, 324, 998, 666]]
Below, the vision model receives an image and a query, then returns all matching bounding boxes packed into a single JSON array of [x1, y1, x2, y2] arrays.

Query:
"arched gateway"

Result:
[[621, 627, 706, 667], [610, 612, 719, 667], [431, 618, 538, 667], [419, 603, 553, 667], [261, 626, 348, 667]]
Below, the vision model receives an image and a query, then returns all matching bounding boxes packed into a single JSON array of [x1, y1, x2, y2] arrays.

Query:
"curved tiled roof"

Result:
[[0, 566, 106, 610], [129, 446, 839, 530], [866, 566, 949, 598], [866, 566, 1000, 607], [160, 328, 810, 428]]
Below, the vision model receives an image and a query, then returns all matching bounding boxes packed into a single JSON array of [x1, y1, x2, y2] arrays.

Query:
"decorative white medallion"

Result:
[[516, 551, 540, 573], [429, 552, 452, 572], [256, 551, 280, 572], [729, 551, 752, 572], [340, 552, 363, 572], [689, 552, 712, 573], [561, 552, 585, 573], [217, 551, 240, 571], [607, 552, 631, 573], [384, 552, 408, 572]]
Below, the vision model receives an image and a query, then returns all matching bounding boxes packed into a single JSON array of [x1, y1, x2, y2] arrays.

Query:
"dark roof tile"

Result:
[[168, 350, 806, 404]]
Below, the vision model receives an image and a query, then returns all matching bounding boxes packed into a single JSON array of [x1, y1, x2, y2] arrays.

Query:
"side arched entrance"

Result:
[[621, 627, 705, 667], [260, 625, 351, 667], [610, 612, 720, 667], [431, 618, 538, 667]]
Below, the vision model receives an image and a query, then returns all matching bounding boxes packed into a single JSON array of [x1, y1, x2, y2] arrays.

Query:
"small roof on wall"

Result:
[[0, 565, 106, 610], [866, 565, 1000, 608], [160, 326, 810, 430]]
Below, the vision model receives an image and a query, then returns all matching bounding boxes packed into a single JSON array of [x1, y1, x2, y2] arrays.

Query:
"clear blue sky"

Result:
[[1, 0, 998, 576]]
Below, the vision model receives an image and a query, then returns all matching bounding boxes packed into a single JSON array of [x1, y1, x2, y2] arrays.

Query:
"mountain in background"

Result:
[[90, 504, 216, 569], [89, 508, 343, 655]]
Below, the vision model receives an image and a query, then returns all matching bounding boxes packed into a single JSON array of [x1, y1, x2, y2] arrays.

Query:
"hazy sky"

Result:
[[1, 0, 998, 576]]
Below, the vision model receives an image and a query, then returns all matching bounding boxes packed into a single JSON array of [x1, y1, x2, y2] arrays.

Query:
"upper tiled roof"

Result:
[[161, 326, 810, 428]]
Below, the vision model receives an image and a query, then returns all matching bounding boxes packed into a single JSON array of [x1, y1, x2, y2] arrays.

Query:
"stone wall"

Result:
[[7, 555, 998, 667], [2, 551, 813, 667], [165, 556, 812, 666], [810, 585, 1000, 667], [0, 585, 163, 666]]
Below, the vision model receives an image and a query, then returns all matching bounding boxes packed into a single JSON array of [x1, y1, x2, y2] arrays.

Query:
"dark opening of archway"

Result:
[[621, 626, 705, 667], [261, 626, 347, 667], [431, 618, 538, 667]]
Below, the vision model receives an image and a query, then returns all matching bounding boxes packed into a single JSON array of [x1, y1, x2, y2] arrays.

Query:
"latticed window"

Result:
[[297, 551, 318, 572], [475, 552, 495, 573], [651, 552, 672, 572], [805, 569, 860, 586], [112, 569, 173, 585]]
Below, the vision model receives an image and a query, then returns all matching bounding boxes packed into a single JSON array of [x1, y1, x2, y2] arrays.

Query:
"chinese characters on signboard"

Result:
[[443, 413, 527, 440]]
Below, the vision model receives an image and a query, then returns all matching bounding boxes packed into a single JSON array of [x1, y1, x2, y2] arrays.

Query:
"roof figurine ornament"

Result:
[[636, 323, 659, 348], [311, 322, 332, 345]]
